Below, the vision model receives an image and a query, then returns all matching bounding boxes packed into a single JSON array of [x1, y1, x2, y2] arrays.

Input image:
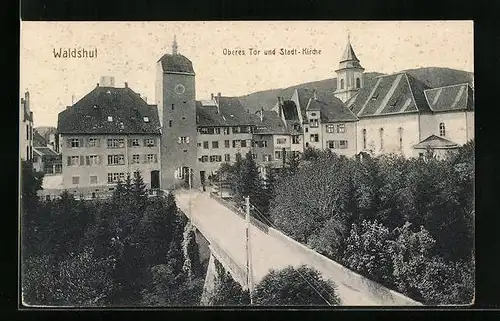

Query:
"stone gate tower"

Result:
[[156, 36, 199, 189]]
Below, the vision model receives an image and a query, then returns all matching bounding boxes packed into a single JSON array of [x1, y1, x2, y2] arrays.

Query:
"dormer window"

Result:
[[143, 116, 150, 122], [371, 93, 379, 100], [119, 122, 124, 129], [107, 116, 113, 122]]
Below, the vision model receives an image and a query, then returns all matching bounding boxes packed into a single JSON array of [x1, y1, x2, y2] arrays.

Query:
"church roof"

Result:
[[158, 54, 195, 74], [424, 83, 474, 112], [57, 86, 160, 135], [413, 135, 459, 150], [347, 72, 432, 118]]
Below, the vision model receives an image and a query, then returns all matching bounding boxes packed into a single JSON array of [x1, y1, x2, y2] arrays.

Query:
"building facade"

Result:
[[57, 80, 161, 197], [20, 91, 34, 161]]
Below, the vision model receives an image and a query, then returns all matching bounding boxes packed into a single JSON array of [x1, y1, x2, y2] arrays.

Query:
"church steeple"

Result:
[[334, 33, 365, 103], [172, 35, 178, 55]]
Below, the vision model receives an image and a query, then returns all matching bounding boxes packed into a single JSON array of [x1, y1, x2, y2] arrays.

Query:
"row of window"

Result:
[[327, 140, 348, 149], [66, 154, 158, 166], [70, 171, 142, 185], [339, 77, 361, 90], [68, 138, 156, 148], [198, 126, 253, 135]]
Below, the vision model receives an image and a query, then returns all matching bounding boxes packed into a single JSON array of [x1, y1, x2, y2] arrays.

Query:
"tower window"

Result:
[[340, 79, 345, 89], [171, 104, 174, 111], [439, 122, 446, 137], [356, 78, 361, 88], [169, 120, 172, 127]]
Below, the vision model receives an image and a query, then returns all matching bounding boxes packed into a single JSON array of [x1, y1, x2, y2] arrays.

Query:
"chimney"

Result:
[[124, 82, 128, 88], [277, 96, 283, 118], [100, 76, 115, 87], [260, 107, 264, 122], [71, 94, 75, 105], [97, 83, 99, 87], [211, 93, 214, 100], [313, 89, 317, 100]]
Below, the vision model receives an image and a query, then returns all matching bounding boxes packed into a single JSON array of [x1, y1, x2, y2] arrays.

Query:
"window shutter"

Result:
[[67, 139, 71, 148], [79, 155, 84, 166], [85, 156, 90, 165], [128, 138, 132, 147], [178, 137, 181, 144], [143, 154, 147, 163], [186, 137, 190, 144], [67, 156, 71, 166], [98, 155, 102, 165], [144, 138, 148, 147], [79, 138, 83, 147]]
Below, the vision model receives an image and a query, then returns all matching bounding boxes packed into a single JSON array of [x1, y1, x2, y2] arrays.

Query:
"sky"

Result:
[[20, 21, 473, 127]]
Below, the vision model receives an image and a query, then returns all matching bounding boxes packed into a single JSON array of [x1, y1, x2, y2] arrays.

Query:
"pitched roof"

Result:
[[253, 110, 289, 134], [196, 96, 260, 127], [295, 88, 339, 119], [158, 54, 195, 74], [306, 97, 358, 122], [281, 100, 300, 121], [347, 72, 432, 118], [34, 147, 60, 156], [424, 83, 474, 112], [413, 135, 459, 149], [57, 86, 161, 135], [33, 130, 48, 147]]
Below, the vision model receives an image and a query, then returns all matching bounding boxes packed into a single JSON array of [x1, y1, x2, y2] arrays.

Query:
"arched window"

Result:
[[379, 128, 384, 150], [362, 129, 367, 150], [398, 127, 403, 150], [439, 122, 446, 137], [356, 78, 361, 88], [340, 79, 345, 89]]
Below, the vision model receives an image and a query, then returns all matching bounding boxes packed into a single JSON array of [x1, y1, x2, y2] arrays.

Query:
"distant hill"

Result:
[[238, 67, 473, 113]]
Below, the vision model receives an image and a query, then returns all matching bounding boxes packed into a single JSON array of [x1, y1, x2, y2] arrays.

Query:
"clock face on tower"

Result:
[[174, 84, 186, 95]]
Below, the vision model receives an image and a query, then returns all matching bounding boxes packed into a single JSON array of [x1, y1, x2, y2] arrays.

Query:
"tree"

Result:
[[22, 255, 59, 305], [342, 220, 394, 287], [132, 171, 148, 211], [210, 259, 250, 306], [253, 265, 340, 306], [182, 222, 202, 279]]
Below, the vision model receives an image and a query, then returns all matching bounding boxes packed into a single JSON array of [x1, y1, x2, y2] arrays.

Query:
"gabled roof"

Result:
[[347, 72, 432, 118], [196, 96, 260, 127], [157, 54, 195, 74], [413, 135, 459, 150], [424, 83, 474, 112], [57, 86, 161, 135], [281, 100, 300, 121], [295, 88, 339, 120], [34, 147, 60, 157], [305, 97, 358, 122]]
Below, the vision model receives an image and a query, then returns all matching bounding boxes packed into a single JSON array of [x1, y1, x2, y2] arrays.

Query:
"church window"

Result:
[[340, 79, 345, 89], [362, 129, 367, 150], [169, 120, 172, 127], [356, 78, 361, 88], [171, 104, 174, 111], [398, 127, 403, 150], [379, 128, 384, 150], [439, 122, 446, 137]]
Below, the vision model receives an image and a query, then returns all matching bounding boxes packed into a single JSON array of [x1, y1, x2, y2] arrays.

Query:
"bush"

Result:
[[253, 265, 340, 306]]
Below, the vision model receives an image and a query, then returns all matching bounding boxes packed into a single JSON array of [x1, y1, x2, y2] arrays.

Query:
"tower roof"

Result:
[[337, 35, 364, 71], [157, 36, 195, 74]]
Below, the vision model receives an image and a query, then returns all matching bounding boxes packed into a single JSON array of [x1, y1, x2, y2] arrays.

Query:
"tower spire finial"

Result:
[[347, 29, 351, 44], [172, 35, 178, 55]]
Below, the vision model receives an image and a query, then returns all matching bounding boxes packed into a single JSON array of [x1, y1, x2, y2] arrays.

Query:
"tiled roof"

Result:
[[253, 110, 289, 134], [57, 86, 161, 135], [306, 97, 358, 122], [158, 54, 195, 74], [424, 83, 474, 112], [413, 135, 459, 149], [196, 96, 260, 127], [347, 72, 432, 118], [282, 100, 300, 121], [295, 88, 339, 120], [34, 147, 60, 156]]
